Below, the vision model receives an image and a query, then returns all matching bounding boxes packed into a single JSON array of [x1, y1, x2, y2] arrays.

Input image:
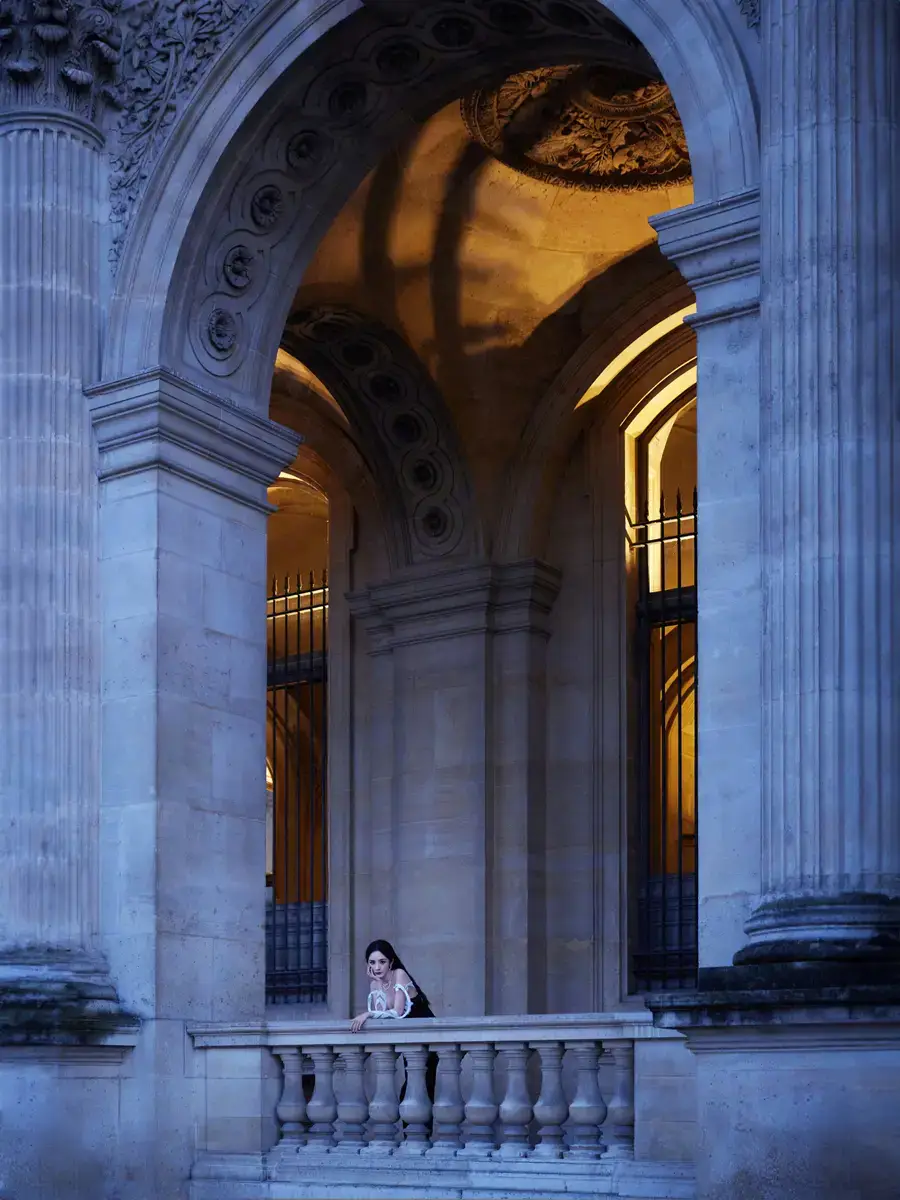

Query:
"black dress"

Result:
[[398, 983, 438, 1108]]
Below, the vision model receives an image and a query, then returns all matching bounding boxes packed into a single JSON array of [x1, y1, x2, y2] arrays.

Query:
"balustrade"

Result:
[[226, 1015, 659, 1161]]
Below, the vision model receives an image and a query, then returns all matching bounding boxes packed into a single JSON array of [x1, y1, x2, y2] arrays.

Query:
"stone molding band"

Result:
[[349, 561, 562, 653], [87, 370, 302, 511]]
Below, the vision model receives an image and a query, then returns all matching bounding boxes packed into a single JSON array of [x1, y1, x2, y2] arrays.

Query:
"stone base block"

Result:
[[0, 1041, 137, 1198], [190, 1150, 695, 1200], [650, 969, 900, 1200]]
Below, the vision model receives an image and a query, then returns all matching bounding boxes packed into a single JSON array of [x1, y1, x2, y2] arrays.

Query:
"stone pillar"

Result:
[[651, 189, 762, 967], [0, 1, 122, 992], [738, 0, 900, 965], [351, 561, 559, 1016], [649, 11, 900, 1200], [351, 566, 494, 1015], [87, 370, 299, 1198], [490, 562, 560, 1013]]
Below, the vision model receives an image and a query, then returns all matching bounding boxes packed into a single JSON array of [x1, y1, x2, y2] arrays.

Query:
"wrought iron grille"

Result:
[[631, 492, 698, 991], [266, 572, 328, 1004]]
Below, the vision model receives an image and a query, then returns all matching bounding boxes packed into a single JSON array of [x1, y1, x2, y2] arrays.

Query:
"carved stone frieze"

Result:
[[282, 306, 476, 563], [108, 0, 266, 265], [0, 0, 124, 122], [461, 63, 690, 192]]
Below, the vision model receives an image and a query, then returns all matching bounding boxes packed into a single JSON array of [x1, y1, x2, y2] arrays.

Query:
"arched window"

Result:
[[628, 396, 698, 991]]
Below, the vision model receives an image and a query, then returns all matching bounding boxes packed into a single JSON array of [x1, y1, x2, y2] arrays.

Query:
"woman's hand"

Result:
[[350, 1012, 369, 1033]]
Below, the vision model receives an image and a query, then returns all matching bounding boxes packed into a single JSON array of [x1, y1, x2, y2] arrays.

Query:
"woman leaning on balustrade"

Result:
[[350, 938, 438, 1107], [350, 938, 435, 1029]]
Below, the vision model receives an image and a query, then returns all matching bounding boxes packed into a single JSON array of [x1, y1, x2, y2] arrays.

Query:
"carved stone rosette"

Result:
[[0, 0, 123, 124]]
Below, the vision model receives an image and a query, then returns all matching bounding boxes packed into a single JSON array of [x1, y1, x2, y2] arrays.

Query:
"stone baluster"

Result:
[[531, 1043, 568, 1158], [398, 1045, 433, 1153], [274, 1049, 309, 1146], [603, 1043, 635, 1159], [305, 1048, 338, 1148], [565, 1041, 607, 1159], [738, 0, 900, 965], [461, 1045, 499, 1154], [495, 1043, 534, 1158], [428, 1045, 465, 1154], [336, 1045, 369, 1151], [366, 1045, 400, 1151]]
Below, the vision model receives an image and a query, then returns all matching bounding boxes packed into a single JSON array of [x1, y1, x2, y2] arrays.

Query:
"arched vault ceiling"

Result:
[[291, 100, 693, 521]]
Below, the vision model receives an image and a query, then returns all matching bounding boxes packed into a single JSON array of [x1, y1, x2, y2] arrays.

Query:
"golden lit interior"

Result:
[[265, 471, 330, 902]]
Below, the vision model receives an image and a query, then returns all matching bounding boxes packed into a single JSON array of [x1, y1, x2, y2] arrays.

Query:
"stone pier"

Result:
[[651, 3, 900, 1198]]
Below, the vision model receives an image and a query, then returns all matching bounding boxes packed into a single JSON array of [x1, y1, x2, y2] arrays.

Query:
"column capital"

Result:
[[650, 188, 760, 327], [348, 560, 561, 651], [87, 369, 302, 512], [0, 0, 124, 127]]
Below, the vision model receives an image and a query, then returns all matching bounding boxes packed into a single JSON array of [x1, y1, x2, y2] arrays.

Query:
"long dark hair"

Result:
[[365, 939, 431, 1011]]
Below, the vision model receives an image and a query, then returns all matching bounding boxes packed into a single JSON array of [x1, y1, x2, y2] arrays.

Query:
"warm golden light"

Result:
[[274, 348, 347, 422], [622, 366, 697, 527], [575, 305, 696, 411]]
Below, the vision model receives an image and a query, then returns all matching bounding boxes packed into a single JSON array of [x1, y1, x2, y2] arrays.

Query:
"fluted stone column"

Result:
[[0, 2, 122, 989], [739, 0, 900, 964]]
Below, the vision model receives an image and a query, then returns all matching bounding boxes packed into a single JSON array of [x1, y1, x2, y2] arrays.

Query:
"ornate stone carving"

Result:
[[206, 306, 237, 353], [108, 0, 266, 265], [737, 0, 760, 27], [282, 306, 476, 563], [0, 0, 123, 122], [461, 63, 690, 192]]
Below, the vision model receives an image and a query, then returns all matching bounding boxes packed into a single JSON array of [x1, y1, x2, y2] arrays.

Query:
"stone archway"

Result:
[[104, 0, 759, 405]]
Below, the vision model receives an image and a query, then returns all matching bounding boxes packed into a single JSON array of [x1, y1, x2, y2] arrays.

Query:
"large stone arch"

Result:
[[104, 0, 759, 409]]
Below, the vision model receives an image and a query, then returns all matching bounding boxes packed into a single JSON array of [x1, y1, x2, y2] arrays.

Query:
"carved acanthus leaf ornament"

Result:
[[108, 0, 265, 265], [0, 0, 123, 121], [462, 63, 690, 193]]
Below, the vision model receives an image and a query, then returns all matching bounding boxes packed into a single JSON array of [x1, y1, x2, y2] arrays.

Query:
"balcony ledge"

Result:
[[191, 1150, 696, 1200], [188, 1011, 683, 1049]]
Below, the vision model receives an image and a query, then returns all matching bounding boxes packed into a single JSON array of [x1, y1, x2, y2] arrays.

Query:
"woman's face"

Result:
[[368, 950, 391, 980]]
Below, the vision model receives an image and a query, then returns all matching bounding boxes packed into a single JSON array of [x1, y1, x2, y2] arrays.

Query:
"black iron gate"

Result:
[[632, 492, 698, 991], [266, 571, 328, 1004]]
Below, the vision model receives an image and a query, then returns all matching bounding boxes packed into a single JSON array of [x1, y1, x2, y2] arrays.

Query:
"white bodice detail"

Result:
[[367, 980, 413, 1019]]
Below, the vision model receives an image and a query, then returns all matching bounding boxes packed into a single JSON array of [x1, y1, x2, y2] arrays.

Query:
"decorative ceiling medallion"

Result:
[[461, 63, 691, 192]]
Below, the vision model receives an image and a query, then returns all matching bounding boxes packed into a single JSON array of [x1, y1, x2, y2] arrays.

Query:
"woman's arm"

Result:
[[350, 982, 377, 1032], [389, 969, 416, 1017]]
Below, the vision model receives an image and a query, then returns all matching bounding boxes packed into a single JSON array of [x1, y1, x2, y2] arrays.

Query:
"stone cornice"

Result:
[[86, 369, 301, 512], [0, 0, 124, 126], [349, 561, 562, 651], [0, 1038, 137, 1063], [650, 188, 760, 327]]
